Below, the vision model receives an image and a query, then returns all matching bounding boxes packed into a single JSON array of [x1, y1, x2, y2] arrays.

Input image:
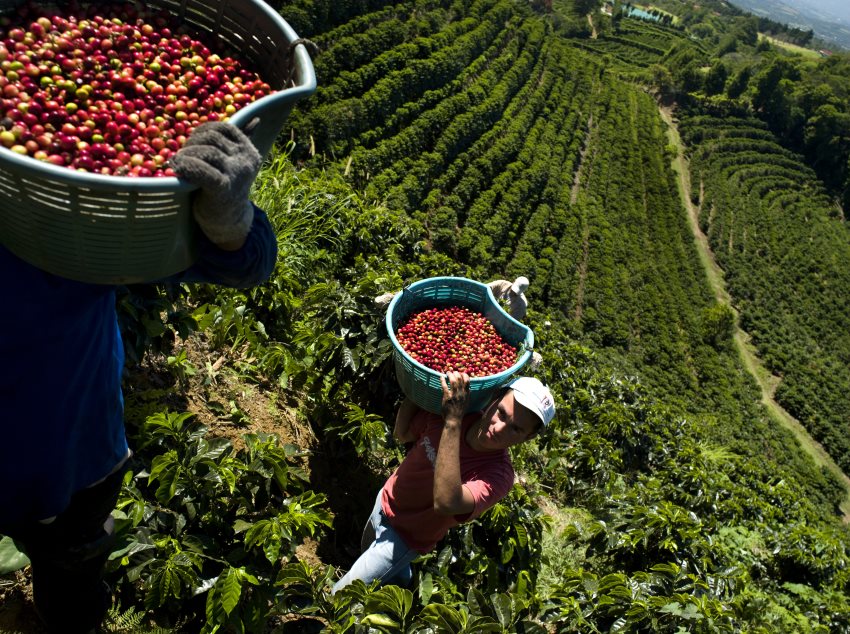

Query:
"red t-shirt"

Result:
[[381, 409, 515, 553]]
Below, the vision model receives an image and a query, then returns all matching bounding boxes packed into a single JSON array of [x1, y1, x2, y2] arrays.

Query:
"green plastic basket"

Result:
[[386, 277, 534, 415], [0, 0, 316, 284]]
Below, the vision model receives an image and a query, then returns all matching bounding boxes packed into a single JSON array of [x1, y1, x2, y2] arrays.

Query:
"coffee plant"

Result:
[[7, 1, 847, 632]]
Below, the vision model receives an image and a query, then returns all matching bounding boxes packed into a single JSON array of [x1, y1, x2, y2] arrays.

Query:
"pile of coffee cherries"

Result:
[[0, 1, 273, 175], [395, 306, 518, 376]]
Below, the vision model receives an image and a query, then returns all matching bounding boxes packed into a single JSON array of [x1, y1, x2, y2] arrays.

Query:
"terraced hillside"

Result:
[[5, 1, 840, 631], [573, 17, 708, 69], [273, 2, 850, 627], [285, 0, 843, 486], [681, 111, 850, 473]]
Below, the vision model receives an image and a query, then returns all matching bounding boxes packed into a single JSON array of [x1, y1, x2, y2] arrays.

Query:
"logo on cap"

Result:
[[508, 376, 555, 427]]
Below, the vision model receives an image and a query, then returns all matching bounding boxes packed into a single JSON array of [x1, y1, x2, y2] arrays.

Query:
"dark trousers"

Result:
[[1, 467, 126, 634]]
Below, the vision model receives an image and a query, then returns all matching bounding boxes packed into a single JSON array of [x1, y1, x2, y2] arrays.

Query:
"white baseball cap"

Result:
[[508, 377, 555, 427], [511, 276, 529, 294]]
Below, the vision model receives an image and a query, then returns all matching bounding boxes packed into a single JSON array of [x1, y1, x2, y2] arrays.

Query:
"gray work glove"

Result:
[[374, 292, 398, 307], [171, 122, 261, 245]]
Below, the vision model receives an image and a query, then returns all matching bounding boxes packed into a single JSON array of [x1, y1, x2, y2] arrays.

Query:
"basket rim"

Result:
[[385, 276, 534, 385], [0, 0, 317, 189]]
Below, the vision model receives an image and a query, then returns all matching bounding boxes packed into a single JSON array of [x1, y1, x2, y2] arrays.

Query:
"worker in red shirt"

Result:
[[333, 371, 555, 592]]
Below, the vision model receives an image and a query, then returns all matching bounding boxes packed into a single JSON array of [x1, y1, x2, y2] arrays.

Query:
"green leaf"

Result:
[[467, 588, 490, 618], [193, 577, 218, 597], [420, 604, 464, 632], [366, 585, 413, 621], [436, 545, 453, 570], [107, 535, 155, 562], [514, 523, 528, 548], [214, 464, 239, 494], [145, 411, 195, 440], [275, 561, 320, 589], [342, 346, 360, 372], [142, 313, 167, 337], [360, 614, 398, 628], [599, 573, 629, 593], [500, 538, 515, 564], [516, 621, 548, 634], [146, 559, 193, 609], [193, 437, 232, 463], [419, 572, 434, 604], [219, 567, 243, 616], [464, 615, 502, 632], [149, 451, 181, 503], [660, 602, 684, 616], [490, 592, 513, 628], [244, 519, 282, 564], [651, 562, 681, 576], [0, 536, 29, 574]]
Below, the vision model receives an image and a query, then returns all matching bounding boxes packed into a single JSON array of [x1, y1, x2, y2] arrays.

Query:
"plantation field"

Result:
[[290, 0, 841, 492], [2, 0, 850, 631], [660, 106, 850, 518], [758, 32, 821, 57], [280, 0, 849, 629], [680, 110, 850, 475], [569, 16, 704, 71]]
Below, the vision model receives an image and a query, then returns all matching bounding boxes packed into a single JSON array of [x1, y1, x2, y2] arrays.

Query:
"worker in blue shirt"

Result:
[[0, 122, 277, 634]]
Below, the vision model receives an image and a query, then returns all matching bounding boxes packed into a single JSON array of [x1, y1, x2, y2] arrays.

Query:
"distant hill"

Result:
[[730, 0, 850, 49]]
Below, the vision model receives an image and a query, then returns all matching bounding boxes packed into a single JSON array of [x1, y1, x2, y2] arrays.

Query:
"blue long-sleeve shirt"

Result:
[[0, 208, 277, 527]]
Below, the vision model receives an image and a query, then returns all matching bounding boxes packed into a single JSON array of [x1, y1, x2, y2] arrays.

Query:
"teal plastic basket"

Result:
[[0, 0, 317, 284], [386, 277, 534, 414]]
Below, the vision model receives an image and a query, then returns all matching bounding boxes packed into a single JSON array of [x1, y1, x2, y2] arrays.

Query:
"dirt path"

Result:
[[659, 105, 850, 521], [571, 112, 594, 321], [571, 113, 593, 205], [573, 223, 590, 322]]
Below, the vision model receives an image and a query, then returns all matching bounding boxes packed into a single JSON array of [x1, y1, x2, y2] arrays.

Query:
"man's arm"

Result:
[[167, 122, 277, 288], [433, 372, 476, 516], [393, 397, 421, 444], [164, 206, 277, 288], [487, 279, 512, 299]]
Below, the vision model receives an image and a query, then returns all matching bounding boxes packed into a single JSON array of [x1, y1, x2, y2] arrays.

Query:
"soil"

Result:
[[165, 332, 392, 566], [0, 569, 44, 634], [124, 333, 313, 453]]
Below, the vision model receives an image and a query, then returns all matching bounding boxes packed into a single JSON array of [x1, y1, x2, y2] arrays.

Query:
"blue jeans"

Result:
[[332, 491, 419, 593]]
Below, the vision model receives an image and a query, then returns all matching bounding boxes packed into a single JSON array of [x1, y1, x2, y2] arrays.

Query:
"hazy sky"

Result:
[[791, 0, 850, 23]]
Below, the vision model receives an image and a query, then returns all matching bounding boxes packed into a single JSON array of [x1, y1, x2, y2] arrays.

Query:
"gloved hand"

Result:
[[374, 292, 397, 307], [170, 122, 261, 246]]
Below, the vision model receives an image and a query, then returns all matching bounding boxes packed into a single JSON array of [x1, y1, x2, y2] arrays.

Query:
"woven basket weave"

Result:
[[386, 277, 534, 415], [0, 0, 316, 284]]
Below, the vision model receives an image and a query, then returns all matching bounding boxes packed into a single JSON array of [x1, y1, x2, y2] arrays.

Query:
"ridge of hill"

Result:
[[730, 0, 850, 49]]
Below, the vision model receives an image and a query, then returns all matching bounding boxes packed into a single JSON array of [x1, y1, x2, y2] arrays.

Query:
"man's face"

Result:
[[467, 390, 540, 452]]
